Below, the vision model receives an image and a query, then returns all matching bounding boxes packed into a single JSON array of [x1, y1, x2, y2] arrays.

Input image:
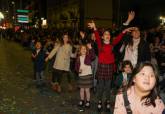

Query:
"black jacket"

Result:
[[137, 39, 151, 63]]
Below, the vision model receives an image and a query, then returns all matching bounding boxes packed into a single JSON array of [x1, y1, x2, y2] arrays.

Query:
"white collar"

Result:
[[104, 40, 110, 44]]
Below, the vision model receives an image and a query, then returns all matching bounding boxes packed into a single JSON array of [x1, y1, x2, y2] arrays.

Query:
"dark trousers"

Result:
[[52, 69, 71, 84], [96, 79, 112, 101]]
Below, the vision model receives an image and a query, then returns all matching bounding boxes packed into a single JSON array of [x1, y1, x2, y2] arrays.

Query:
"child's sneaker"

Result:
[[85, 101, 90, 108], [78, 100, 85, 112], [105, 100, 111, 112], [78, 100, 84, 107], [97, 100, 103, 112]]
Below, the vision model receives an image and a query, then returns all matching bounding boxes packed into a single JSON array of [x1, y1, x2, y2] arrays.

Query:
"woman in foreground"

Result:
[[114, 62, 165, 114]]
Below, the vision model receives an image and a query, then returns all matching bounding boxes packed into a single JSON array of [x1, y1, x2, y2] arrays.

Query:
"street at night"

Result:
[[0, 37, 165, 114], [0, 0, 165, 114], [0, 40, 97, 114]]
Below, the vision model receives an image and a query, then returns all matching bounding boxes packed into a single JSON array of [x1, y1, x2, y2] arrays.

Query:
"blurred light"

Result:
[[160, 16, 165, 25], [0, 12, 4, 20], [17, 9, 30, 13], [11, 1, 15, 4], [42, 19, 47, 26], [18, 20, 29, 23], [41, 17, 44, 20], [0, 26, 6, 29], [17, 15, 29, 22]]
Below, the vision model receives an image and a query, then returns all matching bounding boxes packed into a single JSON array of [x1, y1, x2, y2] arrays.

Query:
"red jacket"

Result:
[[94, 30, 125, 64]]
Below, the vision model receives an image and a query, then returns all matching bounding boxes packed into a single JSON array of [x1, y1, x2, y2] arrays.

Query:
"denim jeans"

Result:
[[35, 71, 44, 85]]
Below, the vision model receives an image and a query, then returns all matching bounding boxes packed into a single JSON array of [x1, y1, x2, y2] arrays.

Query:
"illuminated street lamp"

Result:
[[0, 12, 4, 20], [160, 16, 165, 25], [41, 19, 47, 28]]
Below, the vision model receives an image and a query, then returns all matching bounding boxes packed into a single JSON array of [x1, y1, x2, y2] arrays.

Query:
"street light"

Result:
[[11, 1, 15, 5], [0, 12, 4, 20], [159, 16, 165, 25]]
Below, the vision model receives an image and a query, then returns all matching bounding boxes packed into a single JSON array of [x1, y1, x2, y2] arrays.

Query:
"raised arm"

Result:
[[88, 21, 102, 48], [113, 11, 135, 35], [112, 27, 136, 46], [45, 44, 60, 61], [123, 11, 135, 26]]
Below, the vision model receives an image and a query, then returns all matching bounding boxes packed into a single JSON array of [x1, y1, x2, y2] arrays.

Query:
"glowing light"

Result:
[[159, 16, 165, 25], [42, 19, 47, 26], [0, 12, 4, 20]]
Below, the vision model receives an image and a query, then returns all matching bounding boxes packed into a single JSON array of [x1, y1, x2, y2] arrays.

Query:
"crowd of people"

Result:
[[1, 11, 165, 114]]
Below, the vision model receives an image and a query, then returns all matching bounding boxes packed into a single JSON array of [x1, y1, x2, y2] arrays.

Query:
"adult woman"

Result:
[[123, 27, 151, 68]]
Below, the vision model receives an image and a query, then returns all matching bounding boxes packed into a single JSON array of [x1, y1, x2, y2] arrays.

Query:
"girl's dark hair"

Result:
[[127, 61, 159, 107], [100, 29, 112, 52], [60, 33, 72, 45], [121, 60, 133, 72]]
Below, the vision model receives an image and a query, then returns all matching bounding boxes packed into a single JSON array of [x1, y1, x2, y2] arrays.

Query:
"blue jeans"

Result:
[[35, 71, 44, 85]]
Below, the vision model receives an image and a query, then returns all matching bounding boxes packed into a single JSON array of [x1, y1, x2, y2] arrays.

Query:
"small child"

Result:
[[75, 43, 95, 109], [115, 60, 133, 90], [32, 41, 46, 87]]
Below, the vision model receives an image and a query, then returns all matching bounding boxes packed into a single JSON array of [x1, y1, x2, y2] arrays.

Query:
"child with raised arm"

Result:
[[45, 33, 72, 93], [88, 21, 134, 112]]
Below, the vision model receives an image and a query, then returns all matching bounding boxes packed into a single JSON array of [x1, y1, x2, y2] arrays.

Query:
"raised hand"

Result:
[[45, 57, 49, 62], [87, 20, 97, 30], [87, 43, 92, 49], [127, 11, 135, 22], [32, 53, 36, 58], [122, 27, 137, 33], [124, 11, 135, 25]]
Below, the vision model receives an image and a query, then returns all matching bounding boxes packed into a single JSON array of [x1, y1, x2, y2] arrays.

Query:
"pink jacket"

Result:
[[114, 86, 165, 114]]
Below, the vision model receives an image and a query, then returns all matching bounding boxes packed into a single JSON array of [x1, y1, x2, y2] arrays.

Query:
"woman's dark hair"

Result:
[[127, 27, 141, 46], [127, 61, 160, 107], [121, 60, 133, 72], [60, 33, 72, 45]]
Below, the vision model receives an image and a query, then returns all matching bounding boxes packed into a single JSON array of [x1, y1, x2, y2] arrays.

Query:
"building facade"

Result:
[[47, 0, 113, 30]]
